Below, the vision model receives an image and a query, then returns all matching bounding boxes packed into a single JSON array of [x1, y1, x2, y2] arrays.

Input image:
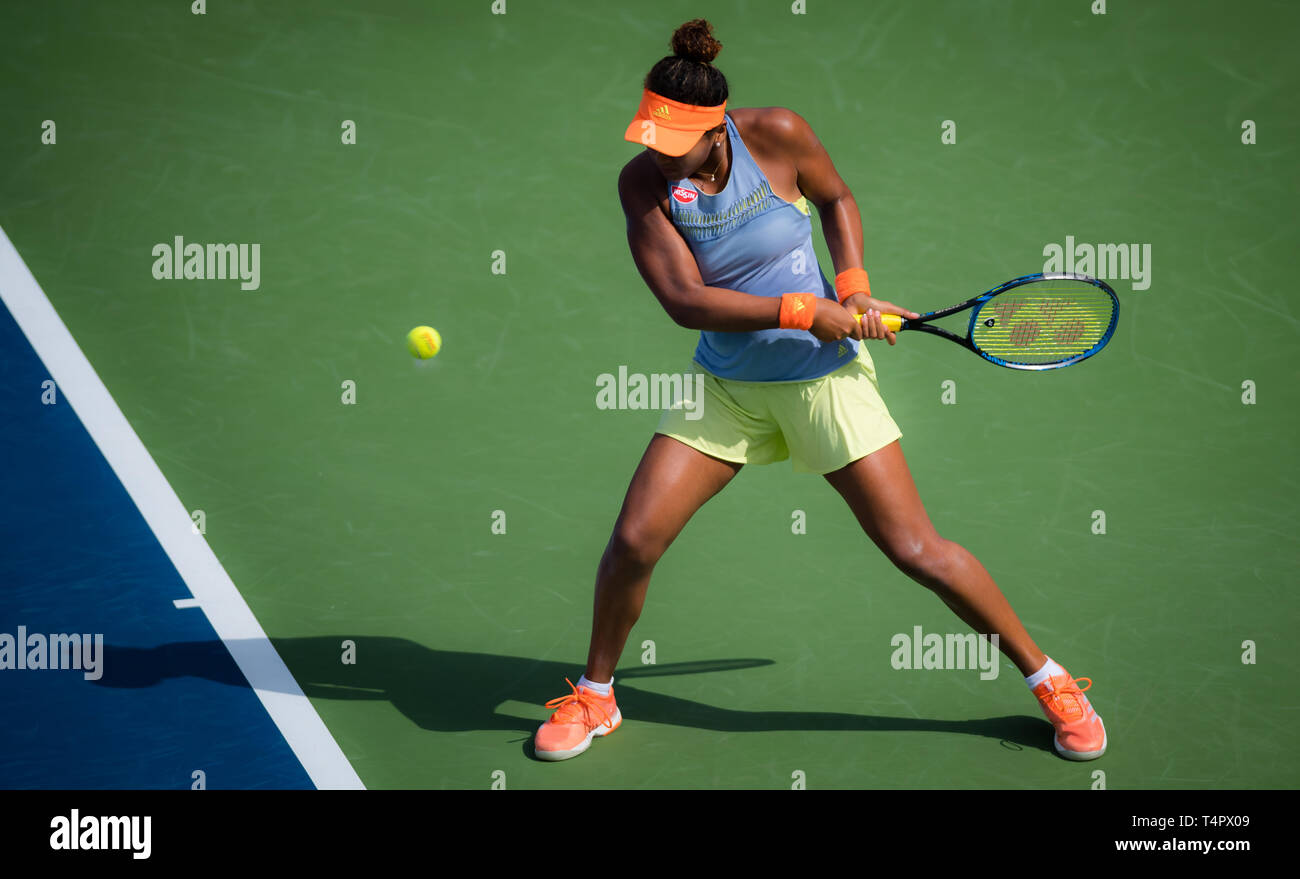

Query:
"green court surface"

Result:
[[2, 0, 1297, 789]]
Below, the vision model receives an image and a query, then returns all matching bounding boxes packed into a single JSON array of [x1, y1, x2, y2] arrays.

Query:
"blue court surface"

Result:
[[0, 297, 316, 789]]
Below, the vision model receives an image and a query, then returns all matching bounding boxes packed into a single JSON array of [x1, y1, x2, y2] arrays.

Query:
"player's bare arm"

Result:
[[751, 107, 919, 343], [618, 152, 862, 341], [618, 154, 790, 333]]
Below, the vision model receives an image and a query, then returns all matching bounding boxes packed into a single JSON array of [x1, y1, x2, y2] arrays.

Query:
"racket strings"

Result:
[[971, 282, 1116, 365]]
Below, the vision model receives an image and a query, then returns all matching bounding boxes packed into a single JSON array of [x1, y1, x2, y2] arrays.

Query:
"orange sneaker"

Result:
[[534, 678, 622, 762], [1032, 667, 1107, 760]]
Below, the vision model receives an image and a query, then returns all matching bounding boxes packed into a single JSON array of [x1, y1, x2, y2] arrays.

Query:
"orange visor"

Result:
[[623, 88, 727, 157]]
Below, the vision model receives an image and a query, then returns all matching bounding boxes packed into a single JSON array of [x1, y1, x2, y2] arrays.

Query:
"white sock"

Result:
[[1024, 657, 1065, 690], [577, 674, 613, 696]]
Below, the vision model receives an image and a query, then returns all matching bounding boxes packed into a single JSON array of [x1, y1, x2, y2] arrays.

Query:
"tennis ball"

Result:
[[407, 326, 441, 359]]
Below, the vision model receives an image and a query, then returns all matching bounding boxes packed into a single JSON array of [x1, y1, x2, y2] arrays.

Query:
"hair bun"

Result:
[[671, 19, 722, 64]]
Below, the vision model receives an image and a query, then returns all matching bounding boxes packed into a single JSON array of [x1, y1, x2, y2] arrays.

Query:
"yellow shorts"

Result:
[[656, 343, 903, 475]]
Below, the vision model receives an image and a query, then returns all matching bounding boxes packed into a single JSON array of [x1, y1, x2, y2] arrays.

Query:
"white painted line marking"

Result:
[[173, 598, 201, 609], [0, 225, 364, 790]]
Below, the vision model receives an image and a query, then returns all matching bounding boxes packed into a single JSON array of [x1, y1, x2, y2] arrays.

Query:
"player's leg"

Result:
[[824, 439, 1106, 759], [533, 433, 741, 761], [767, 342, 1048, 674], [536, 361, 786, 760], [584, 433, 742, 683], [822, 439, 1046, 674]]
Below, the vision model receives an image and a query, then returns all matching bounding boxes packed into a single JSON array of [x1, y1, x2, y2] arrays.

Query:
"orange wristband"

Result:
[[778, 293, 817, 331], [835, 267, 871, 304]]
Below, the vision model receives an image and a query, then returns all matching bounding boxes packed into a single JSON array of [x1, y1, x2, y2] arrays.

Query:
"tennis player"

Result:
[[534, 19, 1106, 764]]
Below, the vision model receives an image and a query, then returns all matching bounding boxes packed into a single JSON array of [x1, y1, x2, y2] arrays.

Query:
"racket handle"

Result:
[[856, 312, 904, 332]]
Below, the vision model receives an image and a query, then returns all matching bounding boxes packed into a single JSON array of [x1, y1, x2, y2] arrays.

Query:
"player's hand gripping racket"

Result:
[[858, 272, 1119, 371]]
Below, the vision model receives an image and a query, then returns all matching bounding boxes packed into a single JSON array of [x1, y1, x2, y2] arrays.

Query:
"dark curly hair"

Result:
[[644, 19, 729, 107]]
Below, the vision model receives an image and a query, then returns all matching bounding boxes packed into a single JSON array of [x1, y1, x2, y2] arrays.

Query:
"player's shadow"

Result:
[[91, 636, 1051, 757]]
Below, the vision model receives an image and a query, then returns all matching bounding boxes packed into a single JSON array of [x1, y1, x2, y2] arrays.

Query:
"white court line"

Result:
[[0, 225, 364, 790], [173, 599, 201, 609]]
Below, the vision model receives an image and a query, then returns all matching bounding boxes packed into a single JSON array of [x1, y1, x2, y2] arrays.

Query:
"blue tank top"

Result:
[[667, 112, 857, 382]]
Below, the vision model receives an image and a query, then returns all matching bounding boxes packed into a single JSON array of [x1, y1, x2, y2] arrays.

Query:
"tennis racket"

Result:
[[856, 272, 1119, 371]]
